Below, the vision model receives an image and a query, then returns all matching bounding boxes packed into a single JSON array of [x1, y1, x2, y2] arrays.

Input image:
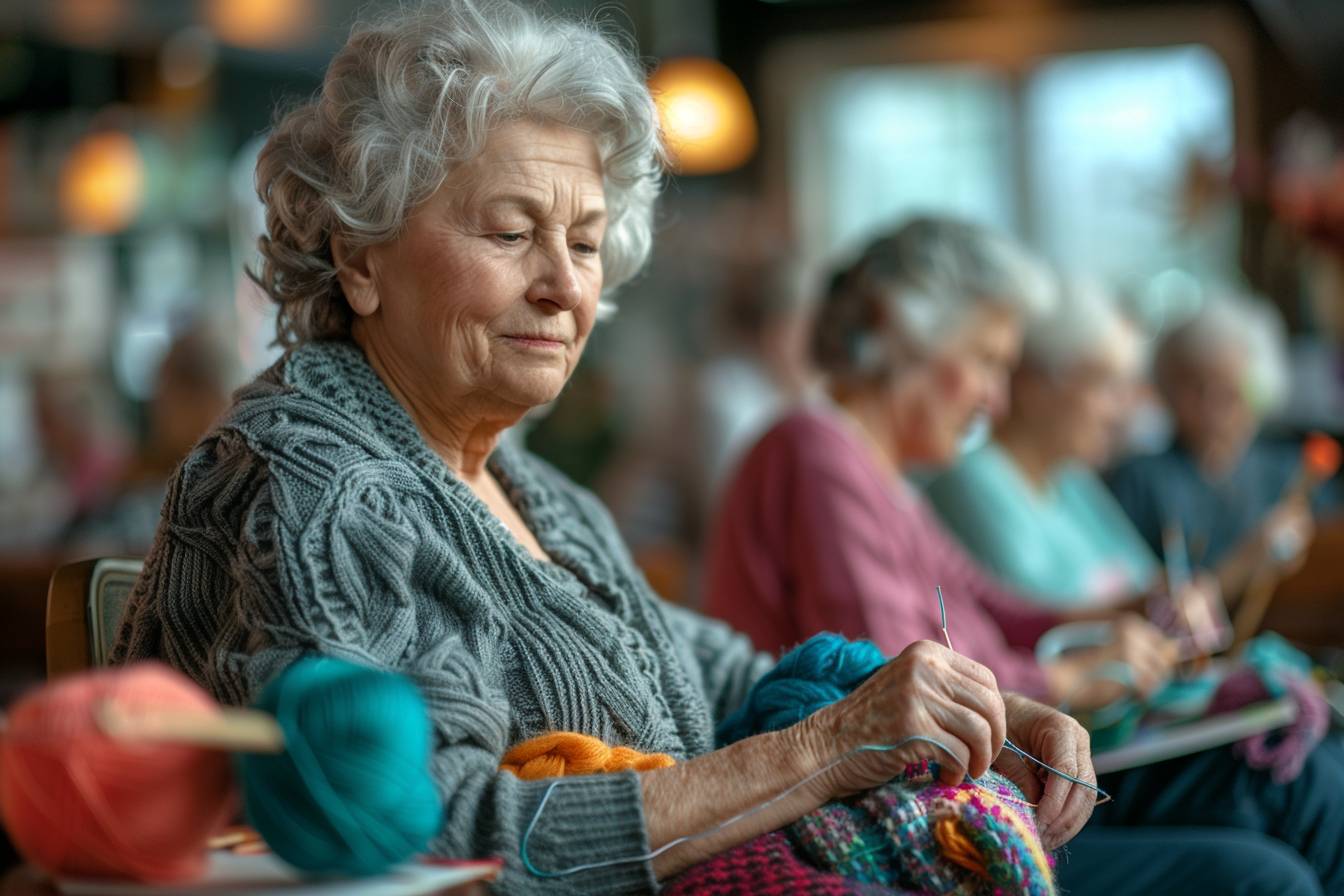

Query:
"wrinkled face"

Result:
[[1164, 348, 1257, 466], [1018, 322, 1143, 468], [895, 303, 1023, 468], [348, 120, 606, 415]]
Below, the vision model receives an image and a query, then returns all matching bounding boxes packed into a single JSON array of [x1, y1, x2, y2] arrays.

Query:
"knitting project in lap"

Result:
[[788, 760, 1054, 896], [706, 633, 1055, 895], [502, 732, 1053, 896]]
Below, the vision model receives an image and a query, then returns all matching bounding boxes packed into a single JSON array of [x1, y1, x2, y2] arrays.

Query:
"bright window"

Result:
[[1026, 45, 1235, 280], [796, 44, 1236, 283], [801, 65, 1015, 264]]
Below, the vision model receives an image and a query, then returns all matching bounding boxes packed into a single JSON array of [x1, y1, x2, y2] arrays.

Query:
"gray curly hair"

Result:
[[251, 0, 664, 346], [1155, 291, 1290, 414], [812, 216, 1057, 382]]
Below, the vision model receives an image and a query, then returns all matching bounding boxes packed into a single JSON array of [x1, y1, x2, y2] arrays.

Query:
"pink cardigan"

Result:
[[705, 407, 1057, 698]]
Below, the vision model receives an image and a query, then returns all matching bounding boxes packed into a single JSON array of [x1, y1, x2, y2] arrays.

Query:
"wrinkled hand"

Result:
[[1256, 496, 1314, 574], [1046, 614, 1177, 710], [993, 693, 1097, 850], [1169, 572, 1230, 657], [799, 640, 1005, 795], [1107, 614, 1179, 696]]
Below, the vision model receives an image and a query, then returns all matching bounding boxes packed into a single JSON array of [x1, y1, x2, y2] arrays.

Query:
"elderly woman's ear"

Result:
[[331, 233, 380, 317]]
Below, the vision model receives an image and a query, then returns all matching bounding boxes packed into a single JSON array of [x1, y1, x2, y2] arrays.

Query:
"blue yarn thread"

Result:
[[1033, 618, 1148, 748], [1241, 632, 1314, 697], [238, 656, 444, 876], [521, 735, 968, 879]]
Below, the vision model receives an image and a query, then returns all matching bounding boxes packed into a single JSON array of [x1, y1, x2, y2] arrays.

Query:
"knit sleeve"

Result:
[[658, 602, 775, 725], [787, 458, 1053, 698], [114, 431, 657, 895]]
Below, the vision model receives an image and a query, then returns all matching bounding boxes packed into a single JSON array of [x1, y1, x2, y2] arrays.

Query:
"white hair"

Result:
[[1156, 292, 1290, 413], [1023, 277, 1142, 373], [252, 0, 664, 346], [813, 216, 1057, 379]]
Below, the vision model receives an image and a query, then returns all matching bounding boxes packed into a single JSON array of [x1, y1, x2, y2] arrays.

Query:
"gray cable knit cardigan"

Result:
[[111, 339, 775, 894]]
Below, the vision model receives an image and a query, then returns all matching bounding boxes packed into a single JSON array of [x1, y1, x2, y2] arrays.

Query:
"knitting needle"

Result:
[[95, 701, 286, 753], [1229, 434, 1339, 651], [1162, 522, 1192, 598], [206, 827, 270, 854], [934, 586, 1111, 805], [937, 585, 954, 651]]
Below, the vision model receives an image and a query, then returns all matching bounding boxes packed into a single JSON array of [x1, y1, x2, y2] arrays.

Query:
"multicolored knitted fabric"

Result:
[[720, 634, 1056, 896], [1208, 633, 1329, 784], [661, 831, 910, 896], [788, 760, 1054, 896]]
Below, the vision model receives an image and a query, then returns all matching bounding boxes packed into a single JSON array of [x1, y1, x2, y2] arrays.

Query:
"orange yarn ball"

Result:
[[0, 663, 236, 882]]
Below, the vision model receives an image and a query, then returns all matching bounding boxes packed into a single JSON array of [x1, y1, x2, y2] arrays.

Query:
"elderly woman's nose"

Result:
[[984, 373, 1011, 417], [526, 241, 584, 310]]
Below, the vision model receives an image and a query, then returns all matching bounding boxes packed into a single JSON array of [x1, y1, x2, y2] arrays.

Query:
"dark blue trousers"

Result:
[[1057, 827, 1321, 895], [1056, 736, 1344, 894]]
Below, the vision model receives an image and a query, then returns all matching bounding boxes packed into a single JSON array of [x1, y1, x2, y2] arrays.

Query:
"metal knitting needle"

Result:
[[935, 585, 1111, 805]]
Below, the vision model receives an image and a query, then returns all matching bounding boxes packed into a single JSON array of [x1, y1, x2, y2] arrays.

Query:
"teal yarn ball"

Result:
[[717, 634, 886, 745], [238, 657, 443, 876]]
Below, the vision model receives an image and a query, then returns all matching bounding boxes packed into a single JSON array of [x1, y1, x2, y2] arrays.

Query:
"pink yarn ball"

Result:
[[0, 663, 236, 882]]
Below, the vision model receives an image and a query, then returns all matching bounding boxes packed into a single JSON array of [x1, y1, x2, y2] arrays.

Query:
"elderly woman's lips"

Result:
[[503, 335, 566, 349]]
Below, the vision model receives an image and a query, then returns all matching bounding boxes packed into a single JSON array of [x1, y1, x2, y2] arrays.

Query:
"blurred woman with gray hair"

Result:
[[109, 3, 1099, 891], [1106, 293, 1342, 598], [926, 279, 1160, 607]]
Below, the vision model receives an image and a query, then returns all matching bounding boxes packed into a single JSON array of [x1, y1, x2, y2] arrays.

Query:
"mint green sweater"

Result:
[[112, 340, 773, 894], [926, 442, 1158, 609]]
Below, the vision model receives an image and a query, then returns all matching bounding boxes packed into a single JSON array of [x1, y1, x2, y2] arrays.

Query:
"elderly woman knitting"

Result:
[[1107, 294, 1341, 598], [109, 2, 1095, 893], [705, 216, 1344, 895]]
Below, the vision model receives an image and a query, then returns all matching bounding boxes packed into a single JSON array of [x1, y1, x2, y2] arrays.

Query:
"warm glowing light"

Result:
[[205, 0, 315, 49], [648, 58, 757, 175], [59, 131, 145, 234]]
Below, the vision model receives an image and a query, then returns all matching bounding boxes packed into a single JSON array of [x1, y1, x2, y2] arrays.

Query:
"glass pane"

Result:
[[798, 65, 1016, 264], [1025, 45, 1236, 282]]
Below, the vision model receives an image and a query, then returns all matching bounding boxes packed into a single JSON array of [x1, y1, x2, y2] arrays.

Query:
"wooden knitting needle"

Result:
[[95, 701, 286, 754], [1231, 429, 1338, 647], [1231, 565, 1281, 653], [207, 829, 257, 849], [1229, 433, 1340, 651]]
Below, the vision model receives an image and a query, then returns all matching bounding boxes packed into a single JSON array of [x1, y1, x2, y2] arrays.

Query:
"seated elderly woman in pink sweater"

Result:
[[705, 216, 1344, 896]]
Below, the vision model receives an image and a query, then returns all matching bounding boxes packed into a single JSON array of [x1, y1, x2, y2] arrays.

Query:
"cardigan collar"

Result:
[[269, 339, 601, 584]]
